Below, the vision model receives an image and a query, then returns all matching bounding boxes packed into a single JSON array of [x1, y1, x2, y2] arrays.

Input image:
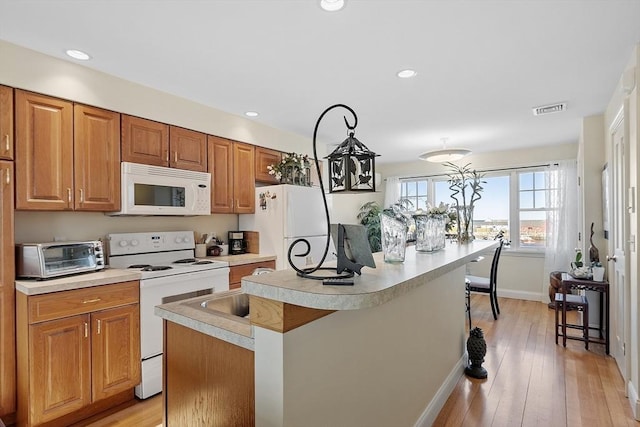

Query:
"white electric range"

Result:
[[107, 231, 230, 399]]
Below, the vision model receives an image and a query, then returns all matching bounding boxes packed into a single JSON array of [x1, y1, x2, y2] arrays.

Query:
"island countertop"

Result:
[[241, 240, 498, 311]]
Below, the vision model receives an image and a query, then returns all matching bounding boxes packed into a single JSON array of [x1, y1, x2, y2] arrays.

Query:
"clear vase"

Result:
[[414, 214, 446, 252], [380, 212, 407, 263]]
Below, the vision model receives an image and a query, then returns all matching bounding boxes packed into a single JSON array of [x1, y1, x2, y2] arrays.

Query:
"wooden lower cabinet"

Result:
[[229, 260, 276, 290], [17, 281, 141, 427], [164, 321, 254, 427]]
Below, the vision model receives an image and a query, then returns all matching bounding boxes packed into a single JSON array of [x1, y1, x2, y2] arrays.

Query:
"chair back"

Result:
[[489, 239, 504, 291]]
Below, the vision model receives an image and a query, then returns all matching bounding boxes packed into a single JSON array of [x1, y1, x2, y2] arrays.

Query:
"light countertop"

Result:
[[205, 253, 276, 266], [15, 268, 142, 295]]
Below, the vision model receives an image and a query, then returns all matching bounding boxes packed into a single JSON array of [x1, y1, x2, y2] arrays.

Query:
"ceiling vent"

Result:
[[532, 102, 567, 116]]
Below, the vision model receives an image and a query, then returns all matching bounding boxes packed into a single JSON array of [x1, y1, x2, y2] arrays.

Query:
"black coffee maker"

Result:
[[228, 231, 247, 255]]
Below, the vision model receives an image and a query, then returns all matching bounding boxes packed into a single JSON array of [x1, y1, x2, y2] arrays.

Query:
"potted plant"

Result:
[[267, 152, 311, 186], [357, 201, 382, 252], [444, 162, 485, 243]]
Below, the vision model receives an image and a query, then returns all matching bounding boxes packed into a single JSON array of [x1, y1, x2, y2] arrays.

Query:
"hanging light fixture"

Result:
[[325, 116, 379, 193], [419, 138, 471, 163]]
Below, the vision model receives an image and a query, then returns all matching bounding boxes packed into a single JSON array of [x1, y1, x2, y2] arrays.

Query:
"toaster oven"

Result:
[[16, 241, 105, 279]]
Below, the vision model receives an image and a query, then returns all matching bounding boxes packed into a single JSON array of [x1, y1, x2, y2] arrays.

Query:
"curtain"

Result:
[[384, 176, 400, 208], [544, 160, 579, 296]]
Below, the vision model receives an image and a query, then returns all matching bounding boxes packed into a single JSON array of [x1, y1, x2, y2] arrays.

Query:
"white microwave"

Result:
[[109, 162, 211, 216]]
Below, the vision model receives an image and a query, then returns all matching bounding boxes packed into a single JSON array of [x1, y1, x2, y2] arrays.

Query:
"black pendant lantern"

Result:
[[325, 119, 378, 193]]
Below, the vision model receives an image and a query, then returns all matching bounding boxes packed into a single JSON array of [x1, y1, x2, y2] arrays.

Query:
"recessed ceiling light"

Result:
[[245, 111, 259, 117], [397, 69, 417, 79], [320, 0, 345, 12], [65, 49, 91, 60]]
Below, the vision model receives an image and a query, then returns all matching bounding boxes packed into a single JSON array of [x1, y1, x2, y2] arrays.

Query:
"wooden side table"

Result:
[[560, 273, 609, 354]]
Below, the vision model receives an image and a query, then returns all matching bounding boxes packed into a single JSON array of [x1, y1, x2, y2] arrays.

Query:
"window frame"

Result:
[[398, 165, 555, 252]]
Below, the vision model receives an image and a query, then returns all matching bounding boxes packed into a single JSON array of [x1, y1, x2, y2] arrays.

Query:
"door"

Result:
[[0, 160, 15, 416], [610, 111, 630, 378], [233, 142, 256, 213], [30, 315, 91, 425], [74, 104, 121, 211], [209, 135, 234, 213], [255, 146, 282, 183], [121, 115, 169, 167], [15, 90, 74, 210], [0, 85, 13, 160], [92, 305, 141, 401], [169, 126, 207, 172]]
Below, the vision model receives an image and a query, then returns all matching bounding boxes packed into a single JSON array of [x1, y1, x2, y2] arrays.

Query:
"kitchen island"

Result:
[[156, 240, 498, 427]]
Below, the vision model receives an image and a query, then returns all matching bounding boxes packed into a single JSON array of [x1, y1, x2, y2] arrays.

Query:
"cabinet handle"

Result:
[[165, 150, 169, 162], [84, 322, 88, 338], [174, 151, 178, 163], [3, 134, 8, 151], [67, 188, 72, 204], [82, 298, 101, 304], [4, 168, 9, 185], [97, 319, 101, 335], [79, 188, 84, 203]]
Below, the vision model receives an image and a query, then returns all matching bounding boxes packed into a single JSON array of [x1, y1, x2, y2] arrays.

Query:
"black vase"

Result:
[[465, 327, 488, 379]]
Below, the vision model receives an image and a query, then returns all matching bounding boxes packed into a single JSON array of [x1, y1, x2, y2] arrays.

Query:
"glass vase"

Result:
[[414, 214, 446, 252], [380, 212, 407, 263]]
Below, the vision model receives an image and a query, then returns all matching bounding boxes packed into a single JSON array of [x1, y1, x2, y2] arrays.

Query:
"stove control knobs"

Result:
[[130, 239, 139, 247], [118, 240, 128, 247], [175, 236, 188, 243]]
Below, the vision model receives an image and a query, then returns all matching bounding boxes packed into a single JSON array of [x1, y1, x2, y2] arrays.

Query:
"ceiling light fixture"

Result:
[[419, 138, 471, 163], [320, 0, 345, 12], [245, 111, 259, 117], [397, 69, 417, 79], [65, 49, 91, 60]]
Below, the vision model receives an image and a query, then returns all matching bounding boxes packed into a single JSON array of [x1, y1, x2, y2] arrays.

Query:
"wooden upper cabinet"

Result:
[[255, 146, 282, 184], [121, 115, 169, 167], [208, 136, 234, 213], [208, 136, 255, 214], [74, 105, 121, 211], [15, 90, 74, 210], [169, 126, 207, 172], [0, 85, 14, 160], [234, 142, 256, 213]]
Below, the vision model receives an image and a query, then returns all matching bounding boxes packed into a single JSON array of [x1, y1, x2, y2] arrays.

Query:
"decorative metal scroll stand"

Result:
[[286, 104, 367, 283]]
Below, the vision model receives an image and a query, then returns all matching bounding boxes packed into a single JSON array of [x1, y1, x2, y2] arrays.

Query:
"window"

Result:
[[399, 166, 554, 251]]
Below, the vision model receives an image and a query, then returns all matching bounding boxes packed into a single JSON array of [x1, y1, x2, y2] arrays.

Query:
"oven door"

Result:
[[140, 267, 230, 360]]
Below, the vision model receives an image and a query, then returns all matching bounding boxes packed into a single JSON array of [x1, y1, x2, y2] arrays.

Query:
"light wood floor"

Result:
[[84, 296, 636, 427], [434, 295, 637, 427]]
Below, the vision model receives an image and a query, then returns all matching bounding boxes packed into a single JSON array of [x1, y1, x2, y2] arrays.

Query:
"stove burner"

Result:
[[193, 260, 213, 265], [174, 258, 197, 264], [141, 265, 173, 272], [129, 264, 152, 269]]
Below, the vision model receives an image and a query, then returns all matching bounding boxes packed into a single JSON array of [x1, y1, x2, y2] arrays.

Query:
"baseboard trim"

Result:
[[414, 355, 465, 427], [627, 380, 640, 420], [496, 289, 543, 302]]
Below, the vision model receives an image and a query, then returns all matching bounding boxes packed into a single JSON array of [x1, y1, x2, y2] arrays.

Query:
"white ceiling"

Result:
[[1, 0, 639, 164]]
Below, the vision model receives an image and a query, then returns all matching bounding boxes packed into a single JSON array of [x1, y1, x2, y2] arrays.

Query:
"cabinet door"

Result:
[[91, 305, 141, 401], [30, 315, 91, 425], [0, 160, 15, 417], [0, 85, 13, 160], [15, 90, 74, 210], [208, 135, 234, 213], [74, 104, 121, 211], [121, 115, 169, 167], [233, 142, 256, 213], [169, 126, 207, 172], [255, 146, 282, 184]]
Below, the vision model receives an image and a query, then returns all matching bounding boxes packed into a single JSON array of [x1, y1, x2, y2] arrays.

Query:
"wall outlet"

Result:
[[305, 256, 314, 265]]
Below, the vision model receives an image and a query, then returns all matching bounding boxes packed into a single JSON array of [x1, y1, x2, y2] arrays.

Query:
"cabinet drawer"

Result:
[[28, 281, 139, 324], [229, 261, 276, 285]]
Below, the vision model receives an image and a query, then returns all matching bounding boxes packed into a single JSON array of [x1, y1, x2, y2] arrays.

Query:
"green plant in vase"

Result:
[[444, 162, 485, 243], [357, 201, 382, 252]]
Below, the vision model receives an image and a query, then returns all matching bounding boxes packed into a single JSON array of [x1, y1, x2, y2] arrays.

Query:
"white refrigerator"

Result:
[[239, 184, 333, 270]]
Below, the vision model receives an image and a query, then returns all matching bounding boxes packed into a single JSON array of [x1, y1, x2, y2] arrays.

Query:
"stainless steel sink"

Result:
[[191, 292, 250, 319]]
